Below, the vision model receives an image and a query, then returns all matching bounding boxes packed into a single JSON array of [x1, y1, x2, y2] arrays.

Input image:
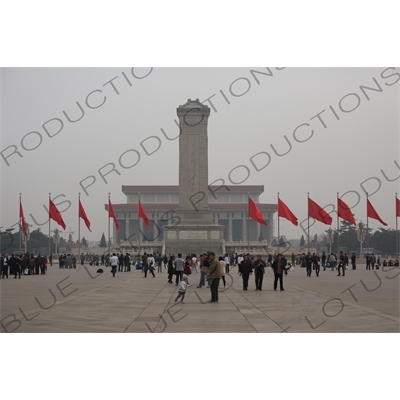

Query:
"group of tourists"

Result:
[[0, 253, 49, 279], [4, 248, 399, 306], [155, 252, 290, 303]]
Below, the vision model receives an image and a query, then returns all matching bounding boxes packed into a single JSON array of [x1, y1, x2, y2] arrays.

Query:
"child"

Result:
[[175, 274, 189, 304]]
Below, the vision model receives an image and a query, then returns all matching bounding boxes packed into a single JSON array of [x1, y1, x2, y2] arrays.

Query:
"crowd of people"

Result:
[[3, 250, 399, 306], [0, 253, 50, 278]]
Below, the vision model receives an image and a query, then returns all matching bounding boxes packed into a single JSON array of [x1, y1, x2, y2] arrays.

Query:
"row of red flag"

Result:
[[18, 196, 150, 233], [18, 195, 400, 234], [249, 196, 400, 227]]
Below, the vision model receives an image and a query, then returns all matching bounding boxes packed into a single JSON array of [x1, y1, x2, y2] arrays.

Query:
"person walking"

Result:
[[337, 251, 346, 276], [124, 253, 131, 272], [2, 254, 10, 279], [141, 252, 148, 274], [253, 254, 266, 291], [271, 253, 286, 291], [238, 254, 253, 291], [370, 253, 376, 270], [191, 254, 198, 273], [306, 252, 313, 277], [174, 275, 189, 304], [219, 256, 227, 289], [174, 253, 185, 285], [366, 253, 371, 270], [321, 252, 327, 271], [11, 254, 21, 279], [224, 253, 230, 274], [351, 253, 356, 270], [184, 256, 192, 276], [167, 255, 175, 284], [329, 253, 337, 271], [313, 253, 320, 277], [163, 255, 168, 270], [110, 253, 118, 277], [197, 254, 209, 288], [206, 252, 222, 303], [157, 254, 163, 273], [145, 254, 156, 278]]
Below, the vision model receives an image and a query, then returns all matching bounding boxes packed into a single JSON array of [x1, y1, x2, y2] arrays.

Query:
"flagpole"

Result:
[[337, 192, 340, 254], [277, 192, 280, 252], [108, 193, 111, 257], [49, 193, 51, 257], [78, 193, 81, 259], [19, 193, 22, 254], [307, 192, 310, 253], [366, 192, 369, 254], [247, 192, 250, 255], [138, 192, 141, 256], [396, 192, 398, 260]]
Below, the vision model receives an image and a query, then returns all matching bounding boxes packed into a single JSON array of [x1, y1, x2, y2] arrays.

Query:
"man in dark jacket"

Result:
[[239, 254, 253, 291], [253, 254, 266, 291], [337, 251, 346, 276], [305, 252, 313, 277], [12, 254, 21, 278], [351, 253, 356, 270], [271, 253, 287, 291]]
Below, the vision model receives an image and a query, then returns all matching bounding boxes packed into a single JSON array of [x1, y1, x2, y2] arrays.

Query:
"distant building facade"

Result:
[[106, 185, 277, 249]]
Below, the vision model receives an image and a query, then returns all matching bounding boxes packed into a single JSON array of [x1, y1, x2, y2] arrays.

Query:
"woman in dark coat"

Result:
[[167, 255, 175, 284]]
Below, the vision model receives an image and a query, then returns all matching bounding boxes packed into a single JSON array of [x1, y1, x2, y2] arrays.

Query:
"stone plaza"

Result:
[[1, 261, 398, 333]]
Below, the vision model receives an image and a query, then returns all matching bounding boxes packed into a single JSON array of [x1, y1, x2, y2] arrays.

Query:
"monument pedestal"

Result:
[[164, 224, 224, 256]]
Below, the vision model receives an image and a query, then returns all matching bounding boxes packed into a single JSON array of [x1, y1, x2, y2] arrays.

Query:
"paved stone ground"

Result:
[[1, 262, 399, 333]]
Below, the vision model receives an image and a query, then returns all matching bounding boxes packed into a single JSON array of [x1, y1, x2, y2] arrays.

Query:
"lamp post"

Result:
[[22, 224, 31, 253], [53, 229, 61, 255], [357, 221, 366, 258], [326, 228, 333, 254]]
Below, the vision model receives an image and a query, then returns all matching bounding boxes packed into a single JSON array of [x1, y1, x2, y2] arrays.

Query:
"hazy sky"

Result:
[[1, 67, 399, 242]]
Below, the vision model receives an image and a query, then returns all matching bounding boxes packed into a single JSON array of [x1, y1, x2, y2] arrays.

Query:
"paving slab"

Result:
[[1, 263, 399, 333]]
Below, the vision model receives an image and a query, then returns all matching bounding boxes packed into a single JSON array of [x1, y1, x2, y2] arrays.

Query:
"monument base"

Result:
[[163, 224, 225, 256]]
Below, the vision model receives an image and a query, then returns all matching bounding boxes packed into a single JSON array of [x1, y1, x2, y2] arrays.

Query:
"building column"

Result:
[[228, 213, 233, 241], [125, 212, 129, 241], [242, 217, 247, 242]]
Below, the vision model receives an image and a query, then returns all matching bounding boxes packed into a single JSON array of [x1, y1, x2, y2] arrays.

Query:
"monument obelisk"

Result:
[[164, 99, 224, 255]]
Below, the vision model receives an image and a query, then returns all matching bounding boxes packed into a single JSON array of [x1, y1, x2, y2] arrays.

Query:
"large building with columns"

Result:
[[107, 185, 277, 249]]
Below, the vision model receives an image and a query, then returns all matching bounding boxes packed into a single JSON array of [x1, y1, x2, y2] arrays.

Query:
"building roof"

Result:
[[105, 202, 277, 212], [122, 185, 265, 195]]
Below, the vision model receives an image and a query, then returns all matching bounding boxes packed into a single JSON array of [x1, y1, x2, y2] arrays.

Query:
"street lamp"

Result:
[[22, 224, 31, 253], [326, 228, 334, 254], [53, 229, 61, 254], [357, 221, 366, 258]]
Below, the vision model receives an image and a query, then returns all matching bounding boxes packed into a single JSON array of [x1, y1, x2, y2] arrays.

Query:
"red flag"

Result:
[[367, 199, 387, 226], [308, 198, 332, 225], [396, 197, 400, 217], [49, 198, 67, 229], [108, 199, 120, 231], [20, 198, 27, 233], [278, 198, 298, 226], [138, 200, 150, 230], [79, 199, 91, 232], [338, 198, 356, 225], [248, 198, 267, 225]]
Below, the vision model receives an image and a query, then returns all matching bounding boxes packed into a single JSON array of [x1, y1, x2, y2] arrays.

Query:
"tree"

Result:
[[81, 237, 88, 247], [300, 235, 305, 248], [99, 233, 107, 248], [332, 220, 364, 253], [370, 228, 397, 256]]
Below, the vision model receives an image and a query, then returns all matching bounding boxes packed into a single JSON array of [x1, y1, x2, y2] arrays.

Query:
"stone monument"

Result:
[[163, 99, 224, 255]]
